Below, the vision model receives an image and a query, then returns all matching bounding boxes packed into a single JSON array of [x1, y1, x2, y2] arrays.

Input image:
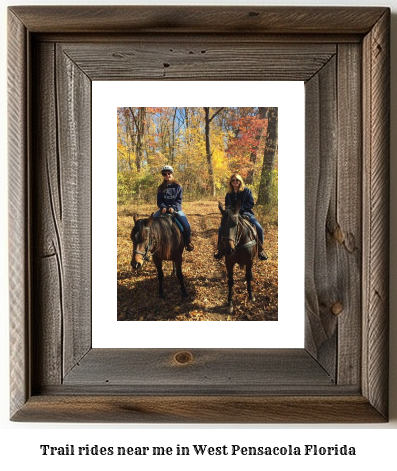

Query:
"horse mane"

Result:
[[151, 217, 183, 260], [238, 215, 255, 239], [223, 208, 256, 245]]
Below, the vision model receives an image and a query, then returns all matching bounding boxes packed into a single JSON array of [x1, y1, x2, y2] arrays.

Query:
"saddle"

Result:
[[239, 214, 257, 240], [159, 213, 184, 233], [240, 214, 267, 259]]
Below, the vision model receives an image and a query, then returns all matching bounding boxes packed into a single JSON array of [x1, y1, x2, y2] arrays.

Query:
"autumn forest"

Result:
[[117, 107, 279, 321]]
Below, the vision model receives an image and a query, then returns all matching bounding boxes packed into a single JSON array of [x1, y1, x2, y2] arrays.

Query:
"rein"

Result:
[[222, 214, 257, 250], [133, 226, 158, 261]]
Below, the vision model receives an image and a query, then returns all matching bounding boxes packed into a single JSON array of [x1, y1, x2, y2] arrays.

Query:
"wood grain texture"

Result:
[[8, 6, 390, 423], [55, 44, 92, 376], [34, 33, 363, 45], [9, 6, 387, 34], [62, 349, 333, 392], [11, 396, 385, 424], [336, 44, 362, 386], [8, 10, 29, 419], [32, 42, 63, 387], [59, 42, 335, 82], [32, 42, 92, 387], [304, 56, 338, 377], [362, 9, 390, 419], [305, 43, 363, 386]]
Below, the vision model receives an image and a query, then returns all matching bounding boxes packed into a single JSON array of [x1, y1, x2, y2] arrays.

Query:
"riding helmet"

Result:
[[161, 165, 174, 175]]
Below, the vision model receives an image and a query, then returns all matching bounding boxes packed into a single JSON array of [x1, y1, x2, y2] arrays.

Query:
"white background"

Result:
[[1, 0, 396, 469], [92, 81, 305, 348]]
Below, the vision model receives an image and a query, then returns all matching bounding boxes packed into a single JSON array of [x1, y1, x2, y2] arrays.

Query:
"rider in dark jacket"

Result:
[[225, 186, 255, 214], [154, 166, 194, 251], [215, 173, 267, 260]]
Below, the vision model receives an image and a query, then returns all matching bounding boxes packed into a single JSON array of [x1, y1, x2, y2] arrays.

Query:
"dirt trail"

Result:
[[117, 200, 278, 321]]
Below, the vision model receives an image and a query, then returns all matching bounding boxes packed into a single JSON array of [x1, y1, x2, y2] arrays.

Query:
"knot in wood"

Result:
[[174, 351, 194, 365], [331, 302, 344, 316], [333, 225, 344, 244]]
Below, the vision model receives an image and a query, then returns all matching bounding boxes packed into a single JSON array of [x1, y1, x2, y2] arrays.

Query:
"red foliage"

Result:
[[226, 115, 268, 178]]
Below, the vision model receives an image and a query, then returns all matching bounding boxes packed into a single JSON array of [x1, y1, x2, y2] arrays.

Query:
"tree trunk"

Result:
[[257, 107, 278, 207], [128, 107, 146, 172], [136, 107, 146, 172], [204, 107, 224, 197], [124, 114, 134, 171], [170, 107, 177, 165], [204, 107, 215, 196]]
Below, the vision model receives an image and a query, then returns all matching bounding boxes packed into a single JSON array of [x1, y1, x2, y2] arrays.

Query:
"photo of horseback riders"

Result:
[[117, 107, 278, 321]]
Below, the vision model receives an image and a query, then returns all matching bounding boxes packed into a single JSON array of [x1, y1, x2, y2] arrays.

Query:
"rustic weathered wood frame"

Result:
[[8, 6, 390, 423]]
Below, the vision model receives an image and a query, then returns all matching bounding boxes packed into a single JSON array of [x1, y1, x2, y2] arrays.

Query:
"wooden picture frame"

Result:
[[8, 6, 390, 423]]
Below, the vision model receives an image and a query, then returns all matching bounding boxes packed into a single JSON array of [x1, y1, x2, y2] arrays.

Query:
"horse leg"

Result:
[[174, 256, 188, 298], [154, 258, 165, 298], [246, 262, 255, 302], [226, 260, 234, 314]]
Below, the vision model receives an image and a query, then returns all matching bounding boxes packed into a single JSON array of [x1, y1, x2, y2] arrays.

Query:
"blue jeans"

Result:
[[218, 212, 264, 245], [154, 210, 191, 240], [243, 213, 264, 245]]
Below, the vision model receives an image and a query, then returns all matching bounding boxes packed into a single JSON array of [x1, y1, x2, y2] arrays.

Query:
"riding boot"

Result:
[[214, 244, 224, 259], [185, 239, 194, 251], [258, 242, 268, 261]]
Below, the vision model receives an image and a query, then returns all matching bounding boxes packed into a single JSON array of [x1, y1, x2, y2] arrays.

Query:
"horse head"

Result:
[[219, 201, 241, 255], [130, 213, 154, 269]]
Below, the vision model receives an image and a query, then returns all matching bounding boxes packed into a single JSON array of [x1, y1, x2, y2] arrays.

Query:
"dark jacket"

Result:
[[157, 183, 183, 212], [225, 188, 255, 215]]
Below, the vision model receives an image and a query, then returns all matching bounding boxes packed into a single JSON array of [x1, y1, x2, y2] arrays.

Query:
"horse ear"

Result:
[[147, 213, 154, 225], [218, 201, 225, 214], [133, 213, 139, 224]]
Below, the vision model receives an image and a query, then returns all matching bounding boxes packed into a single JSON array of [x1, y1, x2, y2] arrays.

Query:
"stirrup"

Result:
[[258, 250, 268, 261], [186, 241, 194, 251]]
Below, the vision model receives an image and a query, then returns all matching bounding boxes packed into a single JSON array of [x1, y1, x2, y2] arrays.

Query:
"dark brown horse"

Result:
[[131, 213, 188, 299], [218, 202, 258, 313]]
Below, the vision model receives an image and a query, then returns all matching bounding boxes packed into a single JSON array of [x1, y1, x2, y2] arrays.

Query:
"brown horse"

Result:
[[218, 201, 258, 313], [131, 213, 188, 299]]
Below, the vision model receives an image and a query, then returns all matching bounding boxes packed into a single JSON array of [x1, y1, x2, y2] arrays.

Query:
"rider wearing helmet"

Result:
[[154, 166, 194, 251]]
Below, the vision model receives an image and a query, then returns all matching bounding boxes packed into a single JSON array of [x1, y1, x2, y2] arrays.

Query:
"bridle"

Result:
[[221, 211, 257, 250], [221, 212, 241, 245], [133, 225, 154, 263]]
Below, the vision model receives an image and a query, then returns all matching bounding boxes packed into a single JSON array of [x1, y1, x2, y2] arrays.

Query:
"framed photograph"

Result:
[[8, 6, 390, 423], [94, 82, 305, 349]]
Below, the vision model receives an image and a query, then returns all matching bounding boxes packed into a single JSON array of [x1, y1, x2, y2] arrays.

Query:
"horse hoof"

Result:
[[227, 305, 234, 314]]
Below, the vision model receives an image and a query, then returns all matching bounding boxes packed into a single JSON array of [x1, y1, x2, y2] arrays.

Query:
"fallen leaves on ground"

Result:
[[117, 200, 278, 321]]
